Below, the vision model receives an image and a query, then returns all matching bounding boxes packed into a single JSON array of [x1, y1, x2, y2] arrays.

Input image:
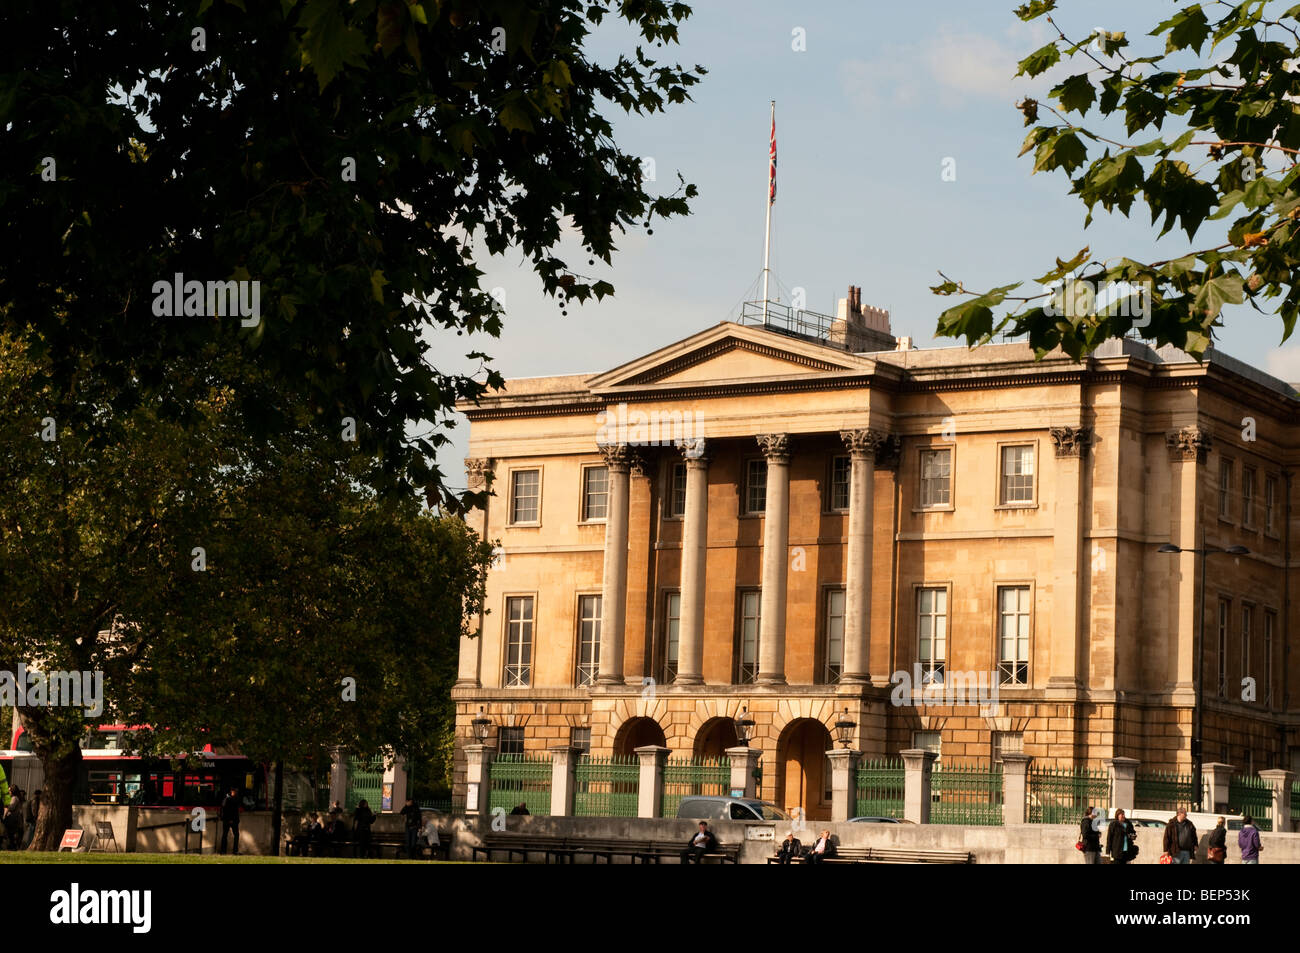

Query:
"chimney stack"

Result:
[[830, 282, 895, 352]]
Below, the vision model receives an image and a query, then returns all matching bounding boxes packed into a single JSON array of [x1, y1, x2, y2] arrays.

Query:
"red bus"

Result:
[[1, 724, 271, 810]]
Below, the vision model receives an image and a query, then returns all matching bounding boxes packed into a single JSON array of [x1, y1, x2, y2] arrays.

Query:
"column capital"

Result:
[[465, 457, 494, 490], [756, 433, 790, 463], [598, 443, 640, 473], [678, 436, 709, 466], [1166, 426, 1212, 463], [1049, 426, 1092, 457], [839, 428, 888, 458]]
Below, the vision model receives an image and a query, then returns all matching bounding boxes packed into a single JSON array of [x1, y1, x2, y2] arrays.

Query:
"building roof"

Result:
[[457, 321, 1300, 418]]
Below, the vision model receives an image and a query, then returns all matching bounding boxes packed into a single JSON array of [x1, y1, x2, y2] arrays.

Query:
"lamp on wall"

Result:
[[471, 706, 492, 744], [834, 707, 857, 749], [734, 706, 755, 747]]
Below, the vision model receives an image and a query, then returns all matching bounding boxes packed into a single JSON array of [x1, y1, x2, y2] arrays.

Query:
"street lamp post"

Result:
[[1158, 542, 1249, 810]]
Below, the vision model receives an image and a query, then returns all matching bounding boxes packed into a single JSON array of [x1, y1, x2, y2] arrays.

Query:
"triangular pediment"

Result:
[[586, 322, 875, 392]]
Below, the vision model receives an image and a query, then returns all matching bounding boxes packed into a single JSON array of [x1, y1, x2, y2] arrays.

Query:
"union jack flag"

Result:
[[768, 112, 777, 205]]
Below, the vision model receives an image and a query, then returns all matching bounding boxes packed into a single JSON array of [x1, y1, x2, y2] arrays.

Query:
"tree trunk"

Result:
[[271, 759, 284, 856], [29, 745, 82, 851]]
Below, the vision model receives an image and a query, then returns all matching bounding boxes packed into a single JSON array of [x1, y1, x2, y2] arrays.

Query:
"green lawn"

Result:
[[3, 851, 467, 864]]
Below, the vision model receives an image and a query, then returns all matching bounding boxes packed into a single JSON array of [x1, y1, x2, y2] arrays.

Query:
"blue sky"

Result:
[[434, 0, 1300, 490]]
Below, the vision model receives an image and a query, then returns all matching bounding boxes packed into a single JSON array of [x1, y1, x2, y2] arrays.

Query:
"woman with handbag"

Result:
[[1105, 809, 1138, 865], [1079, 807, 1102, 864], [1206, 817, 1227, 864]]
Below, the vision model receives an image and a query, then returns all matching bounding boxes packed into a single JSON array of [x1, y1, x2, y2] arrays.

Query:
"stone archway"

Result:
[[693, 717, 739, 759], [613, 716, 667, 756], [776, 718, 834, 822]]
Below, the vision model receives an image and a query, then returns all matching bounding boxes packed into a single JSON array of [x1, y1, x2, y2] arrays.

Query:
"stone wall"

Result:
[[440, 815, 1300, 865]]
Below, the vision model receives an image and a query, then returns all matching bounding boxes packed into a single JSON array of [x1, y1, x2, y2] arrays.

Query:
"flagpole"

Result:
[[762, 100, 774, 324]]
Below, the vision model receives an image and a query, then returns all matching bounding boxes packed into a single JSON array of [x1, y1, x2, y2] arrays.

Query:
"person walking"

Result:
[[1162, 809, 1198, 864], [1079, 807, 1102, 864], [400, 797, 423, 859], [352, 799, 375, 858], [1206, 817, 1227, 864], [220, 787, 241, 855], [2, 790, 21, 850], [10, 787, 25, 851], [774, 831, 802, 864], [22, 790, 40, 849], [1105, 809, 1137, 865], [1238, 814, 1262, 864], [680, 821, 718, 863]]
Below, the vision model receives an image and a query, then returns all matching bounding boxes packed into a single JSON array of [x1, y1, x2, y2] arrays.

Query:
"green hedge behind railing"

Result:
[[1027, 765, 1108, 824], [660, 756, 729, 818], [931, 761, 1003, 826], [574, 754, 639, 817], [854, 758, 905, 819], [488, 753, 552, 816]]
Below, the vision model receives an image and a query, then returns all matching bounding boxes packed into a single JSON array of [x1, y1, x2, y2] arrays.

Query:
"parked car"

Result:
[[847, 816, 910, 823], [675, 796, 791, 821]]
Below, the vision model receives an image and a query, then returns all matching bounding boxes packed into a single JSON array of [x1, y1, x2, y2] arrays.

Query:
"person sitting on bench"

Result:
[[806, 830, 836, 865], [681, 821, 718, 864], [774, 832, 803, 864]]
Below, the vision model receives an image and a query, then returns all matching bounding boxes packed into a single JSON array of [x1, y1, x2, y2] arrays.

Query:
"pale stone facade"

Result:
[[452, 296, 1300, 819]]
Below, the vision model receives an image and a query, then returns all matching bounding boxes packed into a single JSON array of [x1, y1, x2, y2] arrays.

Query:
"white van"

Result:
[[1123, 809, 1245, 832]]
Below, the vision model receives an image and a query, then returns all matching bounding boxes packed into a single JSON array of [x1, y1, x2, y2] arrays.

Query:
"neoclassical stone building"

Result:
[[452, 292, 1300, 819]]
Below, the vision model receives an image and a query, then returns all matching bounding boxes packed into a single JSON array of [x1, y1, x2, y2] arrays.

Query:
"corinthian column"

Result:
[[840, 430, 887, 684], [676, 438, 709, 684], [1166, 426, 1211, 691], [1048, 426, 1091, 689], [597, 444, 634, 686], [456, 458, 493, 688], [757, 433, 790, 685]]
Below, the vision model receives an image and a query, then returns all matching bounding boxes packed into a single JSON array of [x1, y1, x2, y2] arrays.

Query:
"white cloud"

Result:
[[1264, 347, 1300, 385], [840, 25, 1077, 115]]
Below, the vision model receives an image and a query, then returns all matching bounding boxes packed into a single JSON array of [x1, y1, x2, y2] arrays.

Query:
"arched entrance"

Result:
[[693, 717, 739, 758], [777, 718, 833, 822], [613, 716, 666, 756]]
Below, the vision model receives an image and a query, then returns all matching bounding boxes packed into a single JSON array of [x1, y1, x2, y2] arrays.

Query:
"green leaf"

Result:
[[1017, 42, 1060, 78], [1034, 131, 1087, 174], [1157, 5, 1211, 54], [370, 269, 388, 304], [1034, 246, 1090, 284], [1018, 127, 1050, 158], [1209, 189, 1245, 220], [1053, 74, 1096, 115], [935, 283, 1022, 343], [1098, 75, 1125, 114], [498, 101, 534, 134], [1192, 273, 1244, 320], [299, 0, 369, 91], [1015, 0, 1056, 21], [1242, 176, 1275, 209]]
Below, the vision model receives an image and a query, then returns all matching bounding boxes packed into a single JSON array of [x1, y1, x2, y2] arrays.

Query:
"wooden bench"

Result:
[[469, 834, 739, 864], [285, 829, 450, 860], [471, 834, 572, 863], [371, 830, 451, 860], [767, 846, 870, 864], [865, 847, 972, 864], [767, 846, 972, 865], [591, 838, 738, 864]]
